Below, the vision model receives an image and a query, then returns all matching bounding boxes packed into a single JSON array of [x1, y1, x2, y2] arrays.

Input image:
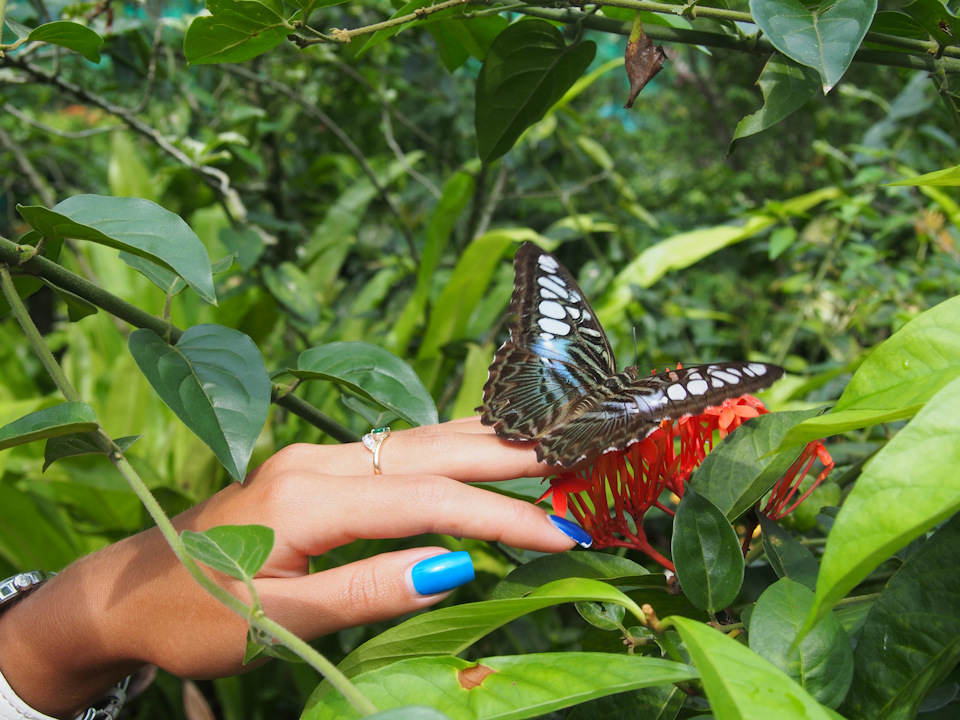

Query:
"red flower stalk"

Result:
[[762, 440, 834, 520], [536, 394, 833, 570]]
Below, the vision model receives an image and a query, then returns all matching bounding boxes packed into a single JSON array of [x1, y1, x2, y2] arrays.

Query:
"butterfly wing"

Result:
[[480, 243, 616, 440], [536, 362, 785, 467]]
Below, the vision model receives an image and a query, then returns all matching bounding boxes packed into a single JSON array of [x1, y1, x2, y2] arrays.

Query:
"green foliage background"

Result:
[[2, 0, 960, 717]]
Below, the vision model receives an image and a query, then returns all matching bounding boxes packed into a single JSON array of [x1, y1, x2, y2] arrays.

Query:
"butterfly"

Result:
[[479, 242, 784, 468]]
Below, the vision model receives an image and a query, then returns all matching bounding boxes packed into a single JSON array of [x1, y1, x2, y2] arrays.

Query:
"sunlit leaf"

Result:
[[0, 403, 98, 451], [182, 524, 274, 581]]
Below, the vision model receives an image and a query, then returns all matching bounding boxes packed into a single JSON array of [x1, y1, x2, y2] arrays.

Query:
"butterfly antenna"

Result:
[[632, 327, 639, 367]]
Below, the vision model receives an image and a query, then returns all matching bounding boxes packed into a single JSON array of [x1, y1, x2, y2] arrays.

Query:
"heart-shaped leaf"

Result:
[[18, 195, 216, 304], [750, 0, 877, 92], [0, 403, 98, 451], [181, 524, 274, 581], [294, 342, 438, 428], [475, 19, 596, 163], [129, 324, 271, 481]]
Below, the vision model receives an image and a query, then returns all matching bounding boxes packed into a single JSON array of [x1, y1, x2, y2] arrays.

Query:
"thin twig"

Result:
[[381, 104, 441, 199], [3, 103, 124, 138], [0, 124, 56, 206]]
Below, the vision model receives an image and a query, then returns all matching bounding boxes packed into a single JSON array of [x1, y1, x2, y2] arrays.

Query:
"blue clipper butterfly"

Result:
[[479, 242, 784, 468]]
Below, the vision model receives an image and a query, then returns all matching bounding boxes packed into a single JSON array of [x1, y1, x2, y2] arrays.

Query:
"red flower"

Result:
[[762, 441, 835, 520], [537, 393, 834, 570]]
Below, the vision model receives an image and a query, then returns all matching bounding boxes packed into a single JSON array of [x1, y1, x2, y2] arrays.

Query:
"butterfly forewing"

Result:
[[480, 242, 785, 468], [481, 243, 616, 439]]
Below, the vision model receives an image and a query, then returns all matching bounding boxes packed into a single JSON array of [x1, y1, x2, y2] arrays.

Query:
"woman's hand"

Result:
[[0, 417, 589, 719]]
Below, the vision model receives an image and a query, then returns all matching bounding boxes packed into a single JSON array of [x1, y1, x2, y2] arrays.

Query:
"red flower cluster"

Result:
[[537, 394, 833, 571]]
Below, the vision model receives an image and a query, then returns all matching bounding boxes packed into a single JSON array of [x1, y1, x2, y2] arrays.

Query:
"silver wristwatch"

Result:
[[0, 571, 129, 720], [0, 570, 54, 611]]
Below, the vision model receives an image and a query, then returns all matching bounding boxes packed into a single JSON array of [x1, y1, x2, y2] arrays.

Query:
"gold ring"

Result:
[[361, 427, 391, 475]]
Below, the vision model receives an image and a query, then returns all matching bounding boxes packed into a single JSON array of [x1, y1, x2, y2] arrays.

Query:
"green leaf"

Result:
[[294, 342, 438, 428], [184, 0, 294, 65], [672, 486, 744, 612], [805, 374, 960, 631], [576, 601, 626, 630], [691, 409, 821, 521], [0, 234, 63, 318], [366, 710, 452, 720], [0, 403, 99, 451], [491, 552, 651, 600], [303, 652, 697, 720], [900, 0, 960, 48], [759, 515, 819, 592], [731, 55, 820, 147], [17, 195, 216, 305], [329, 578, 647, 682], [120, 251, 235, 299], [475, 20, 596, 163], [780, 295, 960, 449], [0, 484, 81, 569], [749, 579, 853, 708], [262, 262, 321, 325], [181, 524, 274, 581], [27, 21, 103, 63], [886, 163, 960, 187], [43, 433, 140, 471], [44, 281, 99, 321], [667, 615, 840, 720], [844, 514, 960, 720], [749, 0, 877, 93], [128, 325, 271, 482]]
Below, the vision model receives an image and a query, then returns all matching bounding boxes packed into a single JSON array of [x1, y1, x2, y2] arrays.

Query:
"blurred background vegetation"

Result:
[[2, 0, 959, 716]]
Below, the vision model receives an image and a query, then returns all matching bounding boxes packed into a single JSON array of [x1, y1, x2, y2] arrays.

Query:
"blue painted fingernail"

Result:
[[548, 515, 593, 548], [410, 551, 475, 596]]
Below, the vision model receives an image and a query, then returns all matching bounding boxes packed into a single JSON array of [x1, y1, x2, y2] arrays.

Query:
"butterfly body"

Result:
[[480, 242, 784, 468]]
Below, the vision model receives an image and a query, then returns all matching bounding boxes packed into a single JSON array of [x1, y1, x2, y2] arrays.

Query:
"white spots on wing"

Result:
[[539, 300, 566, 319], [538, 317, 571, 336], [580, 327, 603, 338], [711, 369, 741, 385], [667, 383, 687, 401], [746, 363, 768, 377], [687, 379, 709, 396], [540, 289, 560, 300], [566, 305, 581, 320], [538, 275, 568, 299], [632, 390, 668, 413], [537, 254, 560, 272]]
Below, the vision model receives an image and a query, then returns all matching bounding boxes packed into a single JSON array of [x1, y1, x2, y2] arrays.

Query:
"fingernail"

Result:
[[410, 551, 475, 596], [547, 515, 593, 548]]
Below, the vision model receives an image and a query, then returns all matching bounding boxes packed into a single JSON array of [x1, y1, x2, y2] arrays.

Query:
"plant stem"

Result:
[[0, 265, 81, 402], [105, 446, 379, 716]]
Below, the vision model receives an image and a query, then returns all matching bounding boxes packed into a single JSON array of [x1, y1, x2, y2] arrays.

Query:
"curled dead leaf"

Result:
[[624, 33, 667, 108]]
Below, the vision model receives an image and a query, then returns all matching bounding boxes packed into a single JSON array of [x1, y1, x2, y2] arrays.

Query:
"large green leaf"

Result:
[[0, 403, 98, 451], [294, 342, 438, 428], [17, 195, 216, 304], [690, 409, 820, 521], [128, 325, 271, 482], [887, 163, 960, 187], [844, 514, 960, 720], [759, 515, 819, 592], [325, 579, 646, 684], [749, 0, 877, 93], [732, 55, 820, 147], [565, 685, 685, 720], [181, 524, 274, 581], [780, 295, 960, 449], [184, 0, 294, 65], [749, 579, 853, 708], [475, 20, 596, 163], [27, 21, 102, 63], [0, 484, 81, 570], [667, 616, 840, 720], [303, 653, 696, 720], [805, 374, 960, 630], [672, 487, 744, 612]]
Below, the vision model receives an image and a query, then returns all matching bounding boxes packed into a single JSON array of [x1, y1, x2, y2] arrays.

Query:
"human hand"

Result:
[[0, 417, 590, 718]]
